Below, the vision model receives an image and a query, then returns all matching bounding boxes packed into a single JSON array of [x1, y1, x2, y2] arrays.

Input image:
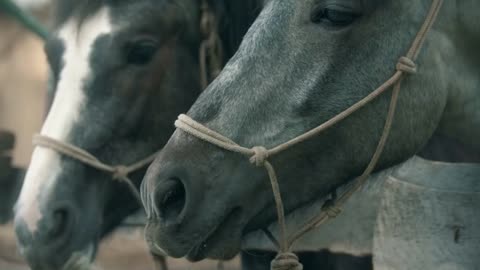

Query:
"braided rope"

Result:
[[33, 134, 158, 204], [175, 1, 443, 269], [199, 0, 224, 90]]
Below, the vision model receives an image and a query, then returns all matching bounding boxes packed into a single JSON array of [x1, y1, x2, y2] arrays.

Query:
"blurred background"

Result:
[[0, 0, 48, 168], [0, 1, 238, 269]]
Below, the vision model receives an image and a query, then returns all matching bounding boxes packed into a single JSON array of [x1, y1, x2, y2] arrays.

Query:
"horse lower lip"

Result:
[[186, 226, 218, 261], [61, 243, 96, 270], [187, 242, 208, 261], [187, 208, 242, 261]]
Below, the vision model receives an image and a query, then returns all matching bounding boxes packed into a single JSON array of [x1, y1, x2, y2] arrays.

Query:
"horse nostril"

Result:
[[49, 208, 69, 239], [154, 178, 186, 224], [14, 202, 76, 259], [42, 203, 74, 245]]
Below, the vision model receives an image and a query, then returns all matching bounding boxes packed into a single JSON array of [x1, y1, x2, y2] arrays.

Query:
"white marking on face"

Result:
[[15, 7, 113, 234]]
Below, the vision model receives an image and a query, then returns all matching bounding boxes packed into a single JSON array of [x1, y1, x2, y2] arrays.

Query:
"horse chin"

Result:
[[187, 208, 245, 261], [62, 244, 97, 270], [146, 208, 244, 262], [185, 227, 241, 262]]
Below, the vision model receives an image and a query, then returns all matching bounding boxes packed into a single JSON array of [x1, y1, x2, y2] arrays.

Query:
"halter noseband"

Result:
[[175, 1, 444, 269]]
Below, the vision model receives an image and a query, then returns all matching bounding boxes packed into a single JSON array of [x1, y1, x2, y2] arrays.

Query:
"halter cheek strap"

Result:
[[175, 1, 443, 269]]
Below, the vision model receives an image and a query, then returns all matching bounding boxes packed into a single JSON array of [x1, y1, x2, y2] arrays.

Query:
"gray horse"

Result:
[[142, 0, 479, 268]]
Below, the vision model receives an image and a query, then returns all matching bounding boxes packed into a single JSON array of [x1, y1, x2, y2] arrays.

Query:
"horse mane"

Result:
[[209, 0, 263, 60]]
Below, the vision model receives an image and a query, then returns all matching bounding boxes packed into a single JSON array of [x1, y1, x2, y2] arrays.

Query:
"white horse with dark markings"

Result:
[[13, 0, 261, 269]]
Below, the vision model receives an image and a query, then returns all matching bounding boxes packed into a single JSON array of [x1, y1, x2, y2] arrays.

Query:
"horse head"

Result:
[[13, 0, 260, 269], [143, 0, 479, 261]]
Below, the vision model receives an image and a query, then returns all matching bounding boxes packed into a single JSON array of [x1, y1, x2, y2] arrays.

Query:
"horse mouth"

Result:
[[61, 243, 96, 270], [186, 208, 242, 261]]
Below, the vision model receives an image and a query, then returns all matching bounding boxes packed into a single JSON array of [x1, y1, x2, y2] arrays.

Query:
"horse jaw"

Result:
[[430, 0, 480, 154]]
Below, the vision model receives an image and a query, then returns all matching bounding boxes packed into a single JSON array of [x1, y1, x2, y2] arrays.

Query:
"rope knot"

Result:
[[322, 196, 343, 219], [200, 0, 214, 39], [113, 165, 129, 181], [249, 146, 269, 167], [396, 56, 417, 74], [271, 252, 303, 270], [324, 205, 343, 218]]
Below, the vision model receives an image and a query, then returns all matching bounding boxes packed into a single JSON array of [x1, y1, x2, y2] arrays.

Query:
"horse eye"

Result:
[[126, 39, 159, 65], [311, 8, 358, 27]]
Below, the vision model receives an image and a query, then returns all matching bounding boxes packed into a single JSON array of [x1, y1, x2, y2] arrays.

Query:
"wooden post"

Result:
[[373, 162, 480, 270]]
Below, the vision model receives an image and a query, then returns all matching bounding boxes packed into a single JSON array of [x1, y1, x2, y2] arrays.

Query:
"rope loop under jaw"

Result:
[[271, 252, 303, 270]]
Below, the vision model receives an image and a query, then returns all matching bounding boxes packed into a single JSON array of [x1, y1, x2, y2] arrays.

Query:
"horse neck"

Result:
[[242, 166, 395, 255], [438, 53, 480, 151], [305, 168, 392, 255], [427, 1, 480, 158]]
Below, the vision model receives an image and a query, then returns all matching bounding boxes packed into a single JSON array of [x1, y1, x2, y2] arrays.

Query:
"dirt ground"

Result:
[[0, 5, 240, 270], [0, 223, 240, 270]]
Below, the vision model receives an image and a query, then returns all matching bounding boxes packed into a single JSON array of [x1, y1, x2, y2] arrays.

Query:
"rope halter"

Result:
[[271, 252, 303, 270], [250, 146, 269, 167], [33, 134, 159, 204], [396, 56, 418, 74], [175, 1, 443, 269]]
